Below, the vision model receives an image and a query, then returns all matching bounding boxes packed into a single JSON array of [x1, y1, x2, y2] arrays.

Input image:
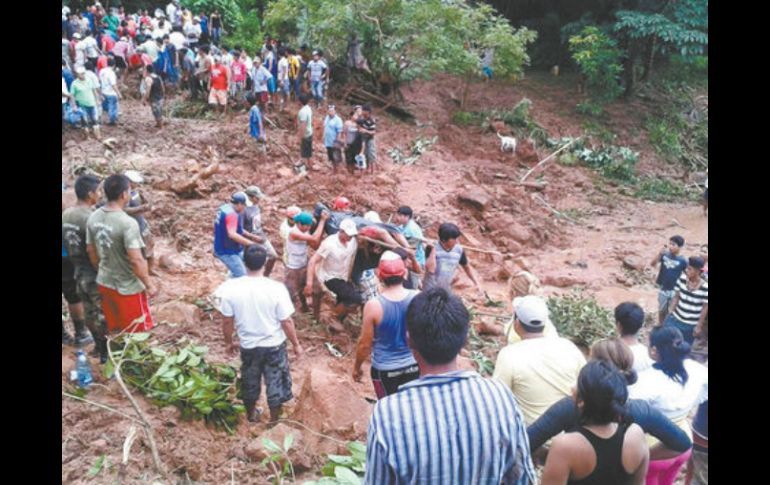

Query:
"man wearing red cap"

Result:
[[332, 195, 350, 211], [352, 251, 420, 398]]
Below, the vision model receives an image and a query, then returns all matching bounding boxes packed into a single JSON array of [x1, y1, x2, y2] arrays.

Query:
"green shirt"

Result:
[[105, 15, 120, 33], [70, 78, 96, 108], [86, 207, 146, 295], [62, 205, 97, 280], [298, 105, 313, 138]]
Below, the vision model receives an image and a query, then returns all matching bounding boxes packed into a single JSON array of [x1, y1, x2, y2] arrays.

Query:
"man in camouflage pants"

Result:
[[62, 175, 109, 363]]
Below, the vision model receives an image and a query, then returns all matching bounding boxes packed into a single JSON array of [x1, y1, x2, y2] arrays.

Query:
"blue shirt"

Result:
[[365, 371, 536, 485], [323, 114, 343, 147], [248, 105, 262, 139], [213, 204, 244, 256], [200, 17, 208, 35], [372, 291, 418, 371], [398, 219, 425, 267], [63, 70, 74, 90], [656, 251, 687, 291]]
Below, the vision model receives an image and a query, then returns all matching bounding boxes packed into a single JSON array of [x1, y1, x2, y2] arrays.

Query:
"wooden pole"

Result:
[[520, 137, 581, 182]]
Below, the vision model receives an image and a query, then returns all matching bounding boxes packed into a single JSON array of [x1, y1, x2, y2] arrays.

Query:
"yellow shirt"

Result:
[[493, 337, 586, 425]]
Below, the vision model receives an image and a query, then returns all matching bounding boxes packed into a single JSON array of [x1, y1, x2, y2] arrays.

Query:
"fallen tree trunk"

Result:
[[347, 88, 415, 122]]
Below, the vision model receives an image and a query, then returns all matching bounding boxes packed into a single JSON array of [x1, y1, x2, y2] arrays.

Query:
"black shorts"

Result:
[[62, 257, 81, 304], [115, 56, 127, 70], [301, 136, 312, 159], [345, 145, 359, 166], [327, 146, 342, 164], [240, 342, 293, 409], [323, 278, 363, 306], [371, 364, 420, 399]]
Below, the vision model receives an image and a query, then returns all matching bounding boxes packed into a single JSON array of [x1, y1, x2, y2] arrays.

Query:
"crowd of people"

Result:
[[62, 3, 707, 484]]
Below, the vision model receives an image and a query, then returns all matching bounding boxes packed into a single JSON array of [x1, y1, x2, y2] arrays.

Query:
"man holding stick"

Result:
[[423, 223, 485, 297]]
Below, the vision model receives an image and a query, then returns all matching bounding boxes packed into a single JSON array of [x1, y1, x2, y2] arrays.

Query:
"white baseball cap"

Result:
[[339, 219, 358, 237], [513, 295, 551, 330], [363, 211, 381, 223], [124, 170, 144, 184]]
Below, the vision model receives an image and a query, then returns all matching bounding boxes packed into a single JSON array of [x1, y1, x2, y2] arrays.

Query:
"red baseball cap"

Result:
[[377, 251, 407, 279], [333, 196, 350, 210]]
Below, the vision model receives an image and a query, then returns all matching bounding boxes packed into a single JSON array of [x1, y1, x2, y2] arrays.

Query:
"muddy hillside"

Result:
[[62, 71, 707, 483]]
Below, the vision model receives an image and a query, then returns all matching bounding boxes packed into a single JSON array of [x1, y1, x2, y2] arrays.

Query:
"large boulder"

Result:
[[152, 301, 200, 326], [291, 365, 371, 441], [458, 188, 493, 212], [507, 271, 541, 300]]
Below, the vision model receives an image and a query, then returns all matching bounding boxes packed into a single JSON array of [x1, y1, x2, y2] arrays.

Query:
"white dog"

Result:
[[497, 132, 517, 153]]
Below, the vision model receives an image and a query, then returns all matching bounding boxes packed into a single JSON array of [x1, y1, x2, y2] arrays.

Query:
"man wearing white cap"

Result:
[[241, 186, 278, 277], [70, 66, 102, 139], [124, 171, 157, 275], [492, 295, 586, 425], [305, 218, 361, 330]]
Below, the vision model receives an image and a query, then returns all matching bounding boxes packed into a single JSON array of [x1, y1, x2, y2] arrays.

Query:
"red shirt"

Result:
[[96, 55, 108, 73], [210, 64, 228, 90], [102, 35, 115, 53], [231, 61, 246, 82]]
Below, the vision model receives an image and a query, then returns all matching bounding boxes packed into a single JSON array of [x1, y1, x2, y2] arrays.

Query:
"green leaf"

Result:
[[334, 466, 363, 484], [102, 360, 115, 379], [328, 455, 355, 466], [262, 437, 283, 454], [150, 348, 167, 358], [86, 455, 106, 478], [191, 345, 209, 355], [283, 433, 294, 452], [321, 461, 337, 477], [129, 332, 151, 343], [186, 355, 201, 367]]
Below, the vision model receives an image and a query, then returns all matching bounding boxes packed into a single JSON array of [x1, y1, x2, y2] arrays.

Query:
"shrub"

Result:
[[547, 292, 615, 350], [568, 26, 624, 101]]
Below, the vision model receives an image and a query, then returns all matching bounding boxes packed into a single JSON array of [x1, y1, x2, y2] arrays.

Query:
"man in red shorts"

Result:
[[209, 55, 229, 115], [87, 174, 157, 333]]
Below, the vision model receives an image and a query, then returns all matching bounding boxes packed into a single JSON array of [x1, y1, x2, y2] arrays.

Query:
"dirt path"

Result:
[[62, 72, 707, 483]]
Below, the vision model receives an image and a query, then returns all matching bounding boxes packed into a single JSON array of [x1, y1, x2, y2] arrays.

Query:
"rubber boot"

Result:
[[62, 322, 75, 345], [73, 318, 94, 346]]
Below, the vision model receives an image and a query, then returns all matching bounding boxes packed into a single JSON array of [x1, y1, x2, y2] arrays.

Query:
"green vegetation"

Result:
[[451, 99, 549, 143], [547, 292, 615, 350], [575, 101, 605, 118], [304, 441, 367, 485], [568, 26, 624, 102], [261, 435, 297, 485], [633, 176, 690, 202], [105, 333, 244, 433], [264, 0, 536, 105]]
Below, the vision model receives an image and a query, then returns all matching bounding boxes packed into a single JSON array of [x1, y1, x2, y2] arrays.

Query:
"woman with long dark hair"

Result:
[[629, 326, 707, 485], [529, 338, 692, 462], [541, 360, 649, 484]]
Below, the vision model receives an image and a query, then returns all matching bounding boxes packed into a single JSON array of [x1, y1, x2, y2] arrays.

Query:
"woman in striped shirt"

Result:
[[664, 257, 708, 345]]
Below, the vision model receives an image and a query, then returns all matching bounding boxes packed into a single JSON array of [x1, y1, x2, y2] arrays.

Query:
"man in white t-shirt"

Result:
[[277, 50, 290, 111], [615, 301, 654, 373], [305, 218, 361, 330], [296, 93, 313, 171], [492, 295, 586, 425], [306, 50, 328, 108], [99, 57, 122, 125], [213, 245, 303, 423]]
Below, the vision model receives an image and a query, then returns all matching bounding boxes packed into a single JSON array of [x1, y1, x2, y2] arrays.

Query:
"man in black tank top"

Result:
[[142, 65, 165, 127]]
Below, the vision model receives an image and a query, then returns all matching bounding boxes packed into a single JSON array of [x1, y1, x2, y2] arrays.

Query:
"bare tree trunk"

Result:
[[642, 36, 656, 82], [460, 74, 472, 110]]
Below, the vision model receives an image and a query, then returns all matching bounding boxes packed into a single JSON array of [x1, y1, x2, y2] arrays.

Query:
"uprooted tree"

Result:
[[263, 0, 537, 108]]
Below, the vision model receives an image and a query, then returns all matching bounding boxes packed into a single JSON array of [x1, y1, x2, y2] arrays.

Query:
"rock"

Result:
[[244, 423, 312, 472], [277, 167, 294, 179], [622, 256, 645, 272], [457, 188, 492, 211], [542, 274, 584, 288], [91, 439, 108, 453], [375, 174, 396, 187], [689, 171, 707, 185], [292, 365, 371, 440], [158, 252, 185, 273], [496, 261, 516, 282], [506, 222, 532, 244], [513, 257, 532, 271], [65, 140, 78, 149], [153, 301, 200, 326], [507, 271, 541, 300]]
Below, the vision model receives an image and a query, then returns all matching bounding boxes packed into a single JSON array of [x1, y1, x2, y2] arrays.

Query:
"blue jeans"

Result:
[[293, 77, 302, 99], [102, 95, 119, 124], [211, 27, 221, 44], [663, 314, 695, 345], [78, 105, 98, 127], [215, 252, 246, 278], [311, 80, 324, 101]]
